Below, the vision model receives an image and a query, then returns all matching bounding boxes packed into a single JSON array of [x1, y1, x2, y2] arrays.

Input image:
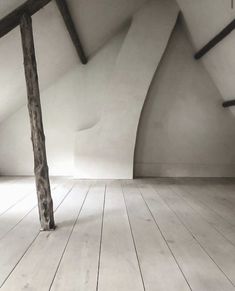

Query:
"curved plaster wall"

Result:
[[135, 19, 235, 177], [74, 0, 179, 179]]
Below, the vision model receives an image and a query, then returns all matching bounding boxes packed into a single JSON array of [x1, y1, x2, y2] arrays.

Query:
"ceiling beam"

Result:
[[0, 0, 52, 38], [222, 99, 235, 107], [194, 19, 235, 59], [55, 0, 87, 64], [0, 0, 87, 64]]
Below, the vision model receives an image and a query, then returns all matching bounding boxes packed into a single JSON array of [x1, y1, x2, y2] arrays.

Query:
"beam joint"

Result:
[[0, 0, 52, 38], [55, 0, 87, 64]]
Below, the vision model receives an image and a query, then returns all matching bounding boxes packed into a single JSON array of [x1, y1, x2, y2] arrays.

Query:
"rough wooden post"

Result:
[[20, 13, 55, 231]]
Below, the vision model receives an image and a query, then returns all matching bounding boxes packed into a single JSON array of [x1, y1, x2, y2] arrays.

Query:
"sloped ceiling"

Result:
[[2, 0, 235, 123], [176, 0, 235, 114], [0, 0, 148, 122]]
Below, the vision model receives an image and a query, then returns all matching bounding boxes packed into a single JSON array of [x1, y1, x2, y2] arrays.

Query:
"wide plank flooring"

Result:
[[0, 177, 235, 291]]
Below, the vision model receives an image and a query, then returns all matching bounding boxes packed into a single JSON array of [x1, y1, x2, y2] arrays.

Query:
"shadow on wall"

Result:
[[134, 16, 235, 178], [74, 0, 179, 179]]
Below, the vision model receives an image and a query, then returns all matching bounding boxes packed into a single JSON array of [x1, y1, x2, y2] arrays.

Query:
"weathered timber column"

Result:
[[20, 13, 55, 231]]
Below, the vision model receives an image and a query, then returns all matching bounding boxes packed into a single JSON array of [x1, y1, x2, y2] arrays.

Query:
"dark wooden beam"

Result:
[[195, 19, 235, 59], [222, 99, 235, 107], [0, 0, 52, 38], [55, 0, 87, 64], [20, 13, 55, 231], [0, 0, 87, 63]]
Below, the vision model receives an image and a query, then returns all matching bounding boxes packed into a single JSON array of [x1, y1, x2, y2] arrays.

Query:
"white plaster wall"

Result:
[[74, 0, 179, 179], [135, 19, 235, 177], [1, 0, 234, 178], [0, 28, 127, 176]]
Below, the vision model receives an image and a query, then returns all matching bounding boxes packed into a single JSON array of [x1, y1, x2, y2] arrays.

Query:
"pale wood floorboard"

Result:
[[179, 181, 235, 227], [0, 178, 35, 216], [50, 183, 105, 291], [97, 181, 144, 291], [170, 183, 235, 246], [0, 177, 235, 290], [151, 181, 235, 286], [1, 181, 90, 291], [0, 180, 74, 288], [0, 179, 64, 240], [122, 181, 190, 291], [139, 181, 235, 291]]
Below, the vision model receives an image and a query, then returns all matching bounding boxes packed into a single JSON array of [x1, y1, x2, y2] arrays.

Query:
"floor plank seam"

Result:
[[0, 183, 63, 242], [121, 182, 146, 291], [180, 183, 235, 226], [169, 185, 235, 248], [0, 228, 41, 288], [96, 184, 106, 291], [155, 185, 235, 288], [0, 182, 76, 289], [53, 183, 75, 212], [49, 183, 92, 291], [0, 207, 36, 242], [178, 182, 235, 228], [0, 192, 31, 218], [137, 184, 193, 291]]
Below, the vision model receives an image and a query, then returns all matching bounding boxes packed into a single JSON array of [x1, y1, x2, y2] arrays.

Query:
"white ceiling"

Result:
[[176, 0, 235, 115], [0, 0, 147, 122], [2, 0, 235, 123]]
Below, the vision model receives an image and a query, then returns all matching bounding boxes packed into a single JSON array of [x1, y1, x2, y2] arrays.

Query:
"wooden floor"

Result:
[[0, 177, 235, 290]]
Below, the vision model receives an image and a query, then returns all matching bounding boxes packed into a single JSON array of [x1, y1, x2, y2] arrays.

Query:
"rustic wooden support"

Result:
[[195, 19, 235, 59], [222, 99, 235, 107], [0, 0, 52, 39], [20, 13, 55, 231], [55, 0, 87, 64]]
